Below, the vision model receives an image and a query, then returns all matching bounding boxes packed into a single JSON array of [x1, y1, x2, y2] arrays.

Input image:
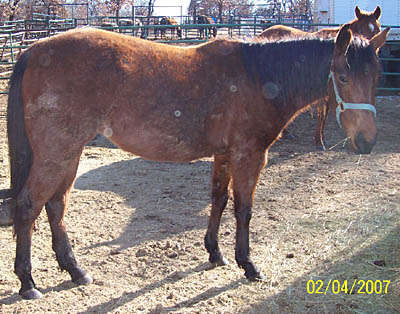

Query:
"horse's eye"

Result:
[[338, 74, 348, 84]]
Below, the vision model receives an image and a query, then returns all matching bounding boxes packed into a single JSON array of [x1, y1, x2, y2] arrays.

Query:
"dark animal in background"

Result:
[[157, 17, 181, 39], [196, 15, 217, 38], [6, 25, 388, 299], [100, 18, 117, 32], [118, 18, 145, 38], [260, 19, 273, 31]]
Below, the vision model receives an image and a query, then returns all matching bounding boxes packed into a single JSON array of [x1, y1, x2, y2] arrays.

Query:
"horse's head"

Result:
[[352, 6, 381, 39], [328, 24, 389, 154]]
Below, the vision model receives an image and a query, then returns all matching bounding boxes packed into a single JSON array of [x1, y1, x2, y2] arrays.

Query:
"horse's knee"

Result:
[[45, 198, 67, 220], [211, 189, 229, 210], [234, 206, 252, 226]]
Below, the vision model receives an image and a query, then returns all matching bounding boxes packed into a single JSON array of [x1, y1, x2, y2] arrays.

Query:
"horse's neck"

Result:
[[269, 42, 333, 119], [241, 40, 333, 127]]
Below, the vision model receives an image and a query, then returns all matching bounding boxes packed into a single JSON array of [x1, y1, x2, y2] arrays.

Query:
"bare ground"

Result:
[[0, 94, 399, 314]]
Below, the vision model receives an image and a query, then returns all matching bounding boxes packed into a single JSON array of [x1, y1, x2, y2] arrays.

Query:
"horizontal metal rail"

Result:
[[376, 87, 400, 91], [381, 57, 400, 62], [382, 72, 400, 75], [155, 39, 207, 44]]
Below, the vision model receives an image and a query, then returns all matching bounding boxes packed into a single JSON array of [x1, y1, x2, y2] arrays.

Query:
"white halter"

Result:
[[329, 71, 376, 129]]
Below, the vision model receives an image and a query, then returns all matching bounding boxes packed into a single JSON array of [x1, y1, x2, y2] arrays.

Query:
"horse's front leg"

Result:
[[204, 154, 231, 266], [231, 148, 267, 280]]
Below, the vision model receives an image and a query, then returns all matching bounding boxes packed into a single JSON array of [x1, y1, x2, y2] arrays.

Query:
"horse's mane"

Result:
[[240, 36, 377, 107], [344, 37, 380, 79], [240, 38, 334, 103]]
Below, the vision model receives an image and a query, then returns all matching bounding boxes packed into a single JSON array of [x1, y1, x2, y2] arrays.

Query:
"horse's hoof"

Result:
[[73, 273, 93, 286], [244, 266, 265, 281], [20, 288, 43, 300], [247, 272, 265, 281], [211, 256, 229, 267], [209, 252, 228, 267]]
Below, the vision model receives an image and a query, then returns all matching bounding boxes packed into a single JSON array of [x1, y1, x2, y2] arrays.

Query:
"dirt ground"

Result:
[[0, 93, 399, 313]]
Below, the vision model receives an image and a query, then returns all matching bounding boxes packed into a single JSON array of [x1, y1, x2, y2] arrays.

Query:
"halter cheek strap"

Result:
[[329, 71, 376, 129]]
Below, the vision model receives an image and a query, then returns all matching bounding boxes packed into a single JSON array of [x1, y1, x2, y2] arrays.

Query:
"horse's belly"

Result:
[[107, 125, 214, 162]]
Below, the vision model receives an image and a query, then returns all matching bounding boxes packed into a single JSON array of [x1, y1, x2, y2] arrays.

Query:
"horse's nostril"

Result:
[[355, 133, 376, 154]]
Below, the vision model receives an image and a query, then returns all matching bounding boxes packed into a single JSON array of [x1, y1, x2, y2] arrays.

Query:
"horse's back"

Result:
[[315, 27, 340, 39], [257, 25, 309, 40], [24, 28, 188, 100]]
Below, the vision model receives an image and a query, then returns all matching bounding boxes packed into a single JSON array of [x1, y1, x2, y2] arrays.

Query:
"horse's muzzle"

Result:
[[354, 133, 376, 154]]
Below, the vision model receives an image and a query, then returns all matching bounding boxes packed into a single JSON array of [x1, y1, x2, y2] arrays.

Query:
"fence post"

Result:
[[9, 32, 14, 64]]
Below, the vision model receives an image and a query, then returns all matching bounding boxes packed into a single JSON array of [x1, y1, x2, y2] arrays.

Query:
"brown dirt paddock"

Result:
[[0, 93, 399, 313]]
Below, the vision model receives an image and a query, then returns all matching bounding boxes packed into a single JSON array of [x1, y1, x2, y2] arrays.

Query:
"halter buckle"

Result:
[[338, 101, 345, 112]]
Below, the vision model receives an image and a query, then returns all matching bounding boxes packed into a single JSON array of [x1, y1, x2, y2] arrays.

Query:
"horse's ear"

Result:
[[355, 6, 362, 19], [335, 24, 352, 55], [373, 6, 381, 20], [369, 27, 390, 53]]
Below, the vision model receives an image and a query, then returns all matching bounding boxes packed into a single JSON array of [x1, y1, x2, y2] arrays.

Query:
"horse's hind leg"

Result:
[[204, 154, 231, 266], [45, 154, 92, 286], [14, 154, 87, 299], [14, 159, 77, 299], [14, 195, 43, 299]]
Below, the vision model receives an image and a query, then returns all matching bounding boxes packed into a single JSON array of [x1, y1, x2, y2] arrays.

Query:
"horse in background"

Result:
[[260, 19, 273, 31], [196, 15, 217, 38], [257, 6, 382, 149], [5, 25, 388, 299], [258, 6, 381, 40], [157, 17, 182, 39], [118, 18, 145, 38], [99, 18, 118, 32]]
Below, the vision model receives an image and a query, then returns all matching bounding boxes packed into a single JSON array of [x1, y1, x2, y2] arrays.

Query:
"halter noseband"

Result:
[[329, 71, 376, 129]]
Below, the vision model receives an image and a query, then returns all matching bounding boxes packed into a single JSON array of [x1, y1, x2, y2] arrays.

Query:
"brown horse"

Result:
[[257, 6, 382, 149], [6, 25, 388, 299], [157, 17, 181, 39], [196, 15, 217, 38]]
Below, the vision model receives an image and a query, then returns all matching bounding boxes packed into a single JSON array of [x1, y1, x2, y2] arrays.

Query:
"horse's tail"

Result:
[[7, 49, 33, 224]]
